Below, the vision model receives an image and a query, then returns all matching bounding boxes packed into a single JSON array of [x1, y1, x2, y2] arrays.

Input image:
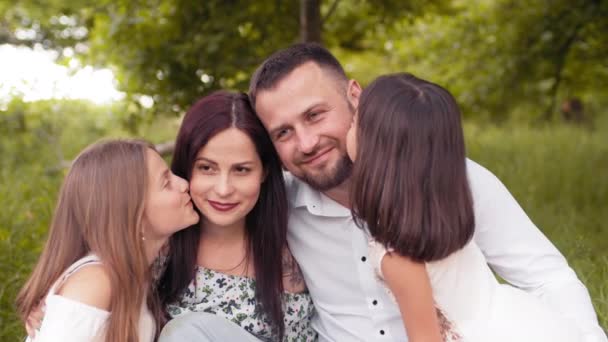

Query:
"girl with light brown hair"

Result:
[[16, 139, 199, 342]]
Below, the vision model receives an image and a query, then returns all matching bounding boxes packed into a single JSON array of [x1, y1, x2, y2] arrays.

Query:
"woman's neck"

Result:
[[197, 220, 251, 276], [200, 219, 247, 244]]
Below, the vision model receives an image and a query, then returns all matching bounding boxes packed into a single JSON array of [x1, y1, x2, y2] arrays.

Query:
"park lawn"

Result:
[[465, 120, 608, 329], [0, 115, 606, 340]]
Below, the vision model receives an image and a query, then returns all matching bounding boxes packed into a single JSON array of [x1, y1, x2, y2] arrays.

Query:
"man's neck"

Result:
[[322, 178, 352, 208]]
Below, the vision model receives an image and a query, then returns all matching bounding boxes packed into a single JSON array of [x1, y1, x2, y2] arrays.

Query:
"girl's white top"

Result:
[[370, 240, 583, 342], [27, 254, 155, 342]]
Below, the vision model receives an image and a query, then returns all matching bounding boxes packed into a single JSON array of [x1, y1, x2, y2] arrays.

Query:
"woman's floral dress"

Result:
[[167, 266, 318, 342]]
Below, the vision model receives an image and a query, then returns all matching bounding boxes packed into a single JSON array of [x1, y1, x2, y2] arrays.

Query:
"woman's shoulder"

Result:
[[55, 263, 112, 311]]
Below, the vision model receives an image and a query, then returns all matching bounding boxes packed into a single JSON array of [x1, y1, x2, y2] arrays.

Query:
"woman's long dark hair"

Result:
[[351, 73, 475, 262], [158, 91, 288, 338]]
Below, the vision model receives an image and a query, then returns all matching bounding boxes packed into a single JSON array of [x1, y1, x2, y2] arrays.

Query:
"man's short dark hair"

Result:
[[248, 43, 347, 107]]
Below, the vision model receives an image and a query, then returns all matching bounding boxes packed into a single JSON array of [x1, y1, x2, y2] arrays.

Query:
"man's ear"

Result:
[[347, 79, 362, 110]]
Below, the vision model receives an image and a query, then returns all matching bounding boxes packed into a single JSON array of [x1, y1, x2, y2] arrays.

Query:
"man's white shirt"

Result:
[[284, 159, 606, 342]]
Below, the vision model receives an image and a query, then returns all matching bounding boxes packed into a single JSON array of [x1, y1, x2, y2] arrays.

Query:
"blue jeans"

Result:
[[159, 312, 263, 342]]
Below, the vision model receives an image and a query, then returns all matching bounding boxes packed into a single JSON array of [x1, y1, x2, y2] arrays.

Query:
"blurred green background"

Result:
[[1, 0, 606, 340]]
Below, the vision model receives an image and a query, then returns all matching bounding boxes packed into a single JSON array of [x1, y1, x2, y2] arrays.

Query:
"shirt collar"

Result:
[[288, 175, 351, 218]]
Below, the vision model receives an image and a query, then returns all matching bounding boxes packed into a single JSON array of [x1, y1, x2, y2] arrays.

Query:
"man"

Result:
[[247, 43, 606, 341]]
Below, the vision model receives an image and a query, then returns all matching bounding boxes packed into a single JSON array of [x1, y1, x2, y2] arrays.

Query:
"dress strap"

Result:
[[48, 255, 102, 296]]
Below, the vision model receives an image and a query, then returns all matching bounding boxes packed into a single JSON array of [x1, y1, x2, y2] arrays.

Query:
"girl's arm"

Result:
[[381, 252, 443, 342]]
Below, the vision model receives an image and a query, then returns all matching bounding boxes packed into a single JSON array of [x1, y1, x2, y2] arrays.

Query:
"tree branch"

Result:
[[322, 0, 341, 24]]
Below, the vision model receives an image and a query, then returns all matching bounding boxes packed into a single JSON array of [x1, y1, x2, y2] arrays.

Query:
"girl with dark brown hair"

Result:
[[346, 73, 582, 342], [17, 139, 199, 342]]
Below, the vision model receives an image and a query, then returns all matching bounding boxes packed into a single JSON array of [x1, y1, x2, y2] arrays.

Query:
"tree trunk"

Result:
[[300, 0, 322, 44]]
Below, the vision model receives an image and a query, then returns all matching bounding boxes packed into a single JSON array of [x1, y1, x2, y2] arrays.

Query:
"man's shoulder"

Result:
[[465, 158, 504, 192]]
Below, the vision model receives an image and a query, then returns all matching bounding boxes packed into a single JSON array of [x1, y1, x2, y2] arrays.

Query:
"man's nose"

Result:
[[296, 130, 320, 155]]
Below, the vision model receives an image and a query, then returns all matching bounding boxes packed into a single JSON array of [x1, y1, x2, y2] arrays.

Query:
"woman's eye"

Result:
[[197, 164, 213, 172], [235, 167, 250, 173]]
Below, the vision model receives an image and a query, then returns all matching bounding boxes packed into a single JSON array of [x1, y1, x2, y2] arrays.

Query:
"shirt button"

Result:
[[380, 330, 385, 335], [361, 256, 367, 262], [372, 299, 378, 305]]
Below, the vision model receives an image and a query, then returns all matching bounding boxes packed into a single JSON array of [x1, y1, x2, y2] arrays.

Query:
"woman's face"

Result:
[[143, 149, 199, 240], [190, 128, 265, 230]]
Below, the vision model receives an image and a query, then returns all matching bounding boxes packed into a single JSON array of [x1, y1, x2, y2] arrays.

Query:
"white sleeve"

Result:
[[34, 294, 110, 342], [467, 159, 607, 342], [367, 240, 390, 280]]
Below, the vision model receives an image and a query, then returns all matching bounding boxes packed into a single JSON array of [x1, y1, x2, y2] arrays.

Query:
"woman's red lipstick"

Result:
[[208, 200, 238, 212]]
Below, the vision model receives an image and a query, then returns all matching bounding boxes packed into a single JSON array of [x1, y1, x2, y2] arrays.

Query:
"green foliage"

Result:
[[84, 0, 301, 115], [0, 0, 94, 49], [1, 0, 451, 119], [343, 0, 608, 120], [2, 0, 607, 122], [82, 0, 450, 115]]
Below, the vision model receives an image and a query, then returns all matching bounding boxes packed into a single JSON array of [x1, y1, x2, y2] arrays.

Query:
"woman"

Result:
[[158, 91, 316, 341], [16, 139, 199, 341], [347, 73, 582, 341]]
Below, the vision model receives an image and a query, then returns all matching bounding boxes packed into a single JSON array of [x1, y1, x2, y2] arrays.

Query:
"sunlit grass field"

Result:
[[0, 103, 606, 340]]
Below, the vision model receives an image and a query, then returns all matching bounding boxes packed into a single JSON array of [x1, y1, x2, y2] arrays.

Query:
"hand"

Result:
[[25, 302, 45, 338]]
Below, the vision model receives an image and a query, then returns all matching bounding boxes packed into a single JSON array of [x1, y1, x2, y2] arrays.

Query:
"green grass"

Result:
[[464, 120, 608, 329], [1, 102, 606, 340]]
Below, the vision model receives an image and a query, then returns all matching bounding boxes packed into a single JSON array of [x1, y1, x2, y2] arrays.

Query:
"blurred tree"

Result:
[[0, 0, 93, 50], [361, 0, 608, 121], [0, 0, 449, 119], [7, 1, 604, 122], [300, 0, 322, 43]]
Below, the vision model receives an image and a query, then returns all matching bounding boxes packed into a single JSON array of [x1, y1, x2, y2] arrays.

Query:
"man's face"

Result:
[[254, 62, 360, 191]]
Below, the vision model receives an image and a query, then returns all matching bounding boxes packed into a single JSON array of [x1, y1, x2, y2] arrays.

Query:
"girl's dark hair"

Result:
[[158, 91, 288, 338], [351, 73, 474, 262]]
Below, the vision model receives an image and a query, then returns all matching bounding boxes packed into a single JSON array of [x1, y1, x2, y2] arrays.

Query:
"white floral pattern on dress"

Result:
[[166, 266, 317, 342]]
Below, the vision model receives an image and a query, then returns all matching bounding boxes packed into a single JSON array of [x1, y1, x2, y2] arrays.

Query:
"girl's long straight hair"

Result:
[[351, 73, 475, 262], [16, 139, 163, 342]]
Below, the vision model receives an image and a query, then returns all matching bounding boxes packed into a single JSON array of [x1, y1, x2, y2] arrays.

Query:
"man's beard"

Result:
[[301, 153, 353, 191]]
